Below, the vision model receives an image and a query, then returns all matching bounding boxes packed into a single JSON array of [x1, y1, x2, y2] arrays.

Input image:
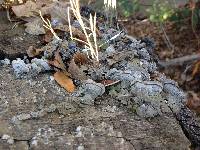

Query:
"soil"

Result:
[[0, 7, 193, 150]]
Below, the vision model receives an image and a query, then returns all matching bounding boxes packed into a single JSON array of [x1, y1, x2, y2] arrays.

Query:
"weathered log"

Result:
[[175, 106, 200, 149]]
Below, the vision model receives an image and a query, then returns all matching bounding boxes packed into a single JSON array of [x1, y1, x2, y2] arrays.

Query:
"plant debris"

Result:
[[54, 71, 75, 93]]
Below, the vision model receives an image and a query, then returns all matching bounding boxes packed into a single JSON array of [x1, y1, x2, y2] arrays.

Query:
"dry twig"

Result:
[[158, 53, 200, 67]]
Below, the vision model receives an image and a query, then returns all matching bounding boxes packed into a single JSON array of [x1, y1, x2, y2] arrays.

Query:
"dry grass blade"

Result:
[[89, 13, 98, 60], [68, 0, 99, 62], [55, 24, 87, 42], [39, 10, 61, 41], [104, 0, 117, 26], [104, 0, 116, 9]]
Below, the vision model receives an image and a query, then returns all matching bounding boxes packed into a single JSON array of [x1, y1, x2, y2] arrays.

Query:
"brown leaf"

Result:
[[55, 51, 66, 70], [43, 30, 53, 43], [192, 61, 200, 78], [40, 1, 70, 24], [186, 91, 200, 114], [68, 59, 87, 80], [54, 71, 75, 93], [27, 46, 44, 57], [55, 25, 87, 42], [48, 51, 66, 71], [12, 1, 38, 18], [48, 60, 60, 69], [73, 52, 89, 65]]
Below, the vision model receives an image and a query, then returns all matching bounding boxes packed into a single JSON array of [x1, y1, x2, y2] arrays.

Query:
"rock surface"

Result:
[[0, 6, 192, 149], [0, 66, 190, 149]]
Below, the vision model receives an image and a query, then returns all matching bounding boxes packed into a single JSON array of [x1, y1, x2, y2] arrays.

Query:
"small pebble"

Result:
[[0, 58, 10, 65]]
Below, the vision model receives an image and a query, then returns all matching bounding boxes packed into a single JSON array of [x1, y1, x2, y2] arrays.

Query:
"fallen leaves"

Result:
[[27, 46, 44, 57], [49, 51, 89, 92], [9, 0, 71, 38], [12, 1, 38, 18], [192, 61, 200, 78], [68, 59, 87, 80], [48, 51, 66, 71], [54, 71, 75, 93], [186, 91, 200, 114], [73, 52, 89, 65], [25, 18, 45, 35]]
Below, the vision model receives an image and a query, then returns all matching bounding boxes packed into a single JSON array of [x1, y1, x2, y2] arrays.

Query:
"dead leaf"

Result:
[[68, 59, 87, 80], [27, 46, 44, 57], [54, 71, 75, 93], [48, 51, 66, 71], [55, 25, 87, 42], [55, 51, 66, 70], [192, 61, 200, 78], [12, 1, 38, 18], [40, 1, 70, 21], [186, 91, 200, 114], [73, 52, 89, 65], [43, 30, 53, 43]]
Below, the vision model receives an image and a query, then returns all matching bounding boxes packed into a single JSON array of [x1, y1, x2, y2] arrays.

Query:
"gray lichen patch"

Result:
[[4, 13, 186, 119], [8, 30, 186, 118], [12, 58, 52, 78], [79, 79, 105, 105]]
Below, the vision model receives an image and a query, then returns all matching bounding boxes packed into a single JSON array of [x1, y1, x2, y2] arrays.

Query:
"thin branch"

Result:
[[158, 53, 200, 67]]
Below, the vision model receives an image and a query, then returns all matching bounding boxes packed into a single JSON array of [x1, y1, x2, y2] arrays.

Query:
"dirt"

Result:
[[0, 7, 193, 150]]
